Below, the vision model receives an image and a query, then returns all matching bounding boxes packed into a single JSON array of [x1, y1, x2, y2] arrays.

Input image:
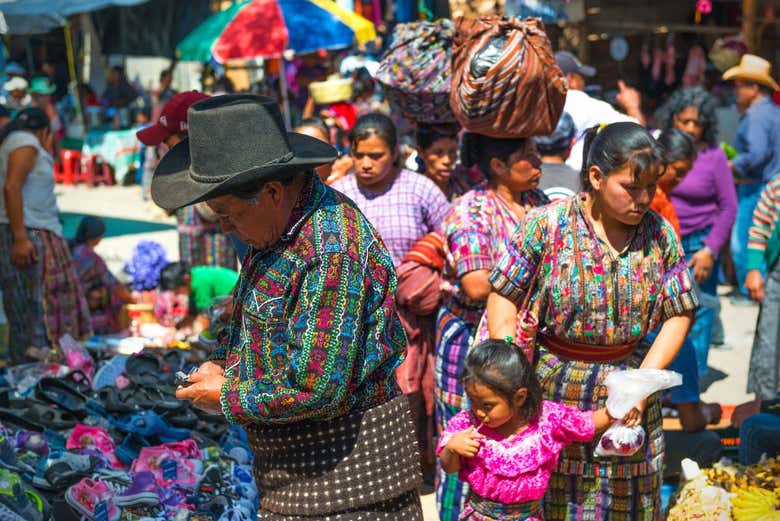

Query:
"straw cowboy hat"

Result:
[[151, 94, 337, 211], [3, 77, 28, 92], [723, 54, 779, 91]]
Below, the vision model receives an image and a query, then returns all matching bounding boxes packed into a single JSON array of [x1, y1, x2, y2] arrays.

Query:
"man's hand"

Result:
[[701, 402, 723, 425], [745, 270, 765, 302], [175, 370, 226, 415]]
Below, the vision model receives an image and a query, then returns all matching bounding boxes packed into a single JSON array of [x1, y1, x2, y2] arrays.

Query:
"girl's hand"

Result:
[[688, 248, 715, 284], [622, 398, 646, 427], [445, 428, 484, 458]]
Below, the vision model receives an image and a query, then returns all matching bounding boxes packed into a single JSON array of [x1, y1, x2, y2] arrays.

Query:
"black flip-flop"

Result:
[[0, 407, 44, 432], [164, 407, 198, 429], [125, 353, 168, 386], [35, 378, 88, 419], [97, 387, 138, 414], [15, 399, 78, 430]]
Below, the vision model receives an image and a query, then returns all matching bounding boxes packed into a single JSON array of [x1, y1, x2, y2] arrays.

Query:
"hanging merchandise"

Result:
[[709, 34, 748, 73], [694, 0, 712, 24], [683, 45, 707, 87], [450, 16, 566, 138], [375, 19, 457, 125]]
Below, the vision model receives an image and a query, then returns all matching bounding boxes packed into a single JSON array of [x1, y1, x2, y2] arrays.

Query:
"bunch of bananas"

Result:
[[703, 459, 780, 493], [732, 486, 780, 521]]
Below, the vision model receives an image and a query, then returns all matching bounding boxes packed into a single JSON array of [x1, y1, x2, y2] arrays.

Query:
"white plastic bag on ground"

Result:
[[595, 369, 682, 458]]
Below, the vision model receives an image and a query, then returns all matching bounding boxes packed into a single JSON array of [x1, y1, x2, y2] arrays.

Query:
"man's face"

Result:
[[734, 80, 761, 109], [206, 182, 291, 251]]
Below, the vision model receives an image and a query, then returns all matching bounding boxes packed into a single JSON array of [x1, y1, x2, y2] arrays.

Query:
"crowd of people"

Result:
[[0, 26, 780, 521]]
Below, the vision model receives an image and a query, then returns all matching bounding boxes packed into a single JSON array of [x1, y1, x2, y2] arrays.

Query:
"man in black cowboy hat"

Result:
[[162, 95, 422, 519]]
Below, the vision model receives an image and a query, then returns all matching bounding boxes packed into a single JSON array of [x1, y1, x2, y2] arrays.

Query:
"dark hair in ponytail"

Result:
[[657, 127, 697, 165], [0, 107, 49, 147], [461, 132, 528, 181], [579, 122, 664, 192]]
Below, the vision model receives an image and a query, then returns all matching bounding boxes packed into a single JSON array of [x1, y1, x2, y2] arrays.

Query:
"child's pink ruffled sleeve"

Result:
[[436, 410, 474, 456], [546, 401, 596, 445]]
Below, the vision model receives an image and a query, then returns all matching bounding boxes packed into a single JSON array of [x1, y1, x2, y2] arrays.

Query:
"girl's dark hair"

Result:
[[653, 86, 719, 147], [159, 262, 190, 291], [349, 113, 398, 151], [415, 124, 459, 152], [657, 128, 697, 165], [580, 122, 664, 192], [461, 339, 543, 422], [0, 107, 49, 147], [74, 216, 107, 245], [461, 132, 528, 180]]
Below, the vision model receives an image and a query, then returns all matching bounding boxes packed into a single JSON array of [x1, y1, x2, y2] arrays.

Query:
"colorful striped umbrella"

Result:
[[177, 0, 376, 62]]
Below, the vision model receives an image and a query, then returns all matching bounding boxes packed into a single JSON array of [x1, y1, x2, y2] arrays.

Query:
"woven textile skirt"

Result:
[[0, 225, 91, 362], [245, 395, 422, 520], [434, 306, 478, 521], [40, 231, 92, 344], [535, 344, 663, 521]]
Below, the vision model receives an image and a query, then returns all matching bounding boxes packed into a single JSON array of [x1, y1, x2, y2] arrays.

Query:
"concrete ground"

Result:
[[56, 184, 761, 521]]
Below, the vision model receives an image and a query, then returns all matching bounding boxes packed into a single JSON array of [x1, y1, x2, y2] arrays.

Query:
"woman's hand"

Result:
[[688, 248, 715, 284], [445, 428, 484, 458], [745, 270, 765, 302], [175, 369, 226, 415], [11, 236, 37, 267], [622, 398, 646, 427]]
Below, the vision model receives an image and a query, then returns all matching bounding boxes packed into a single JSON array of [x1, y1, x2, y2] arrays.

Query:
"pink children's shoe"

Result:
[[131, 446, 198, 487], [65, 478, 120, 521], [66, 425, 122, 469]]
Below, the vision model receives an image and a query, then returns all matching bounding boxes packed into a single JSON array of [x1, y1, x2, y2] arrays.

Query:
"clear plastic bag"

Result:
[[595, 369, 682, 457], [595, 423, 646, 456]]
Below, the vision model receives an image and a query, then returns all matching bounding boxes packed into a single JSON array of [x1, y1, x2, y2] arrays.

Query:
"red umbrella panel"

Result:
[[212, 0, 290, 62]]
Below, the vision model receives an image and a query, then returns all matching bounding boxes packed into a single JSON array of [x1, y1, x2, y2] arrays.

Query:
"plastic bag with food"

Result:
[[595, 369, 682, 457]]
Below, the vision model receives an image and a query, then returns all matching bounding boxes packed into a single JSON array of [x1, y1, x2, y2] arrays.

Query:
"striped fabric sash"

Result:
[[539, 334, 637, 363], [468, 494, 543, 520]]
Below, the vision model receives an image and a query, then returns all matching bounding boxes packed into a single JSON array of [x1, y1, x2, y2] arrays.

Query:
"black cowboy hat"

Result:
[[151, 94, 337, 211]]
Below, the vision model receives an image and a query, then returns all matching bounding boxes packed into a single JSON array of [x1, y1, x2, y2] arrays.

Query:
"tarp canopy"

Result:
[[0, 0, 149, 34]]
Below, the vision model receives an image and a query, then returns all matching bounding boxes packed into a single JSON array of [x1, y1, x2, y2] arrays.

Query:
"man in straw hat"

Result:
[[164, 95, 422, 519], [723, 54, 780, 300]]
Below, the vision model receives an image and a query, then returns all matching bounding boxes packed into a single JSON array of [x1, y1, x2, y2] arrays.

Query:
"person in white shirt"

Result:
[[556, 51, 646, 172]]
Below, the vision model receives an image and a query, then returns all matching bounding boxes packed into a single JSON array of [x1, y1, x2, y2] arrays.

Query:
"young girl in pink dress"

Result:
[[438, 340, 615, 520]]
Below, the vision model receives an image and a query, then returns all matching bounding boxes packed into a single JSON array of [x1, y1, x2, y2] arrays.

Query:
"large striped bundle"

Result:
[[450, 16, 567, 138], [375, 19, 457, 124]]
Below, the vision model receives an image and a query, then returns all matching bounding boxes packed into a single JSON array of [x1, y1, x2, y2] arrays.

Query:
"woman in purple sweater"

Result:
[[656, 87, 738, 377]]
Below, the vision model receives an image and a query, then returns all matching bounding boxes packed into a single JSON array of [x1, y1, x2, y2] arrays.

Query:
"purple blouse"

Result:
[[332, 169, 451, 266], [670, 146, 738, 253]]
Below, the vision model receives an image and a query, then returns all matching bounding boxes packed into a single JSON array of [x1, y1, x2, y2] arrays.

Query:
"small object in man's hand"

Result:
[[175, 370, 193, 387]]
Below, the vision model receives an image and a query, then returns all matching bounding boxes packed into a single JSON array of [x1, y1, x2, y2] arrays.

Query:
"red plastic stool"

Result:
[[85, 155, 115, 187], [56, 149, 82, 184]]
